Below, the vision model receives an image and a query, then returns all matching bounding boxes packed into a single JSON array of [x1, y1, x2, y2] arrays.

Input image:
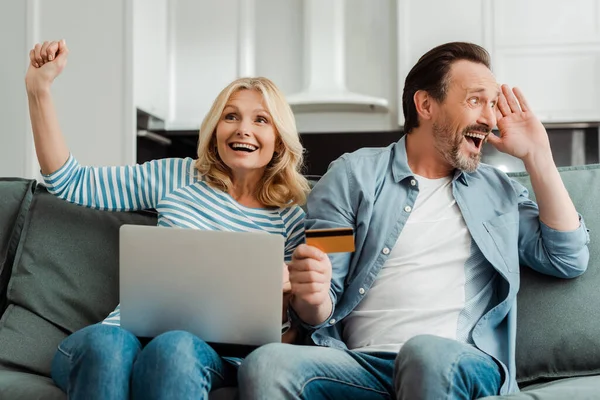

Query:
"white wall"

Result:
[[0, 1, 30, 177], [167, 0, 240, 130], [0, 0, 135, 179], [36, 0, 135, 169]]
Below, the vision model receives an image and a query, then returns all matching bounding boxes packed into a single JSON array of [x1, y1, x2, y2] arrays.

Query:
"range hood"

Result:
[[287, 0, 389, 113]]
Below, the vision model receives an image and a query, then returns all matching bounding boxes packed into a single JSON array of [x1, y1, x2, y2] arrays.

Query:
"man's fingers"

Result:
[[502, 84, 522, 113], [290, 269, 327, 285], [292, 244, 327, 261], [497, 90, 511, 117], [512, 87, 530, 113], [495, 108, 503, 123], [291, 281, 328, 295], [289, 257, 330, 275]]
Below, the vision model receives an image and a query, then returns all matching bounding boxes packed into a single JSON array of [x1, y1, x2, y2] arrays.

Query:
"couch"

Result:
[[1, 164, 599, 400]]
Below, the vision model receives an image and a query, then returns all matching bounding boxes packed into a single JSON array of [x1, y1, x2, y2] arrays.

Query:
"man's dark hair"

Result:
[[402, 42, 491, 134]]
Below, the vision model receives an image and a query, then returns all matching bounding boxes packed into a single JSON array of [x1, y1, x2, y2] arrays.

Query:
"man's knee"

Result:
[[238, 343, 307, 399], [396, 334, 453, 371], [239, 343, 291, 384], [395, 335, 501, 397]]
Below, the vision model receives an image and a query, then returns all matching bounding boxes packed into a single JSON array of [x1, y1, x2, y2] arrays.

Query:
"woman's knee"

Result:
[[137, 330, 217, 372], [58, 324, 141, 363]]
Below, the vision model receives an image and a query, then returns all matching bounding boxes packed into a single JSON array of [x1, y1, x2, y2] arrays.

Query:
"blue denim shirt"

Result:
[[301, 137, 590, 395]]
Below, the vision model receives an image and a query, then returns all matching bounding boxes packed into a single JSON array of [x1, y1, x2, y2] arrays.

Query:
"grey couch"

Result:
[[1, 164, 600, 399]]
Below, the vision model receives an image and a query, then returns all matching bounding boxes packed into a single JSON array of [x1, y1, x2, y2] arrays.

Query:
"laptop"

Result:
[[119, 224, 284, 347]]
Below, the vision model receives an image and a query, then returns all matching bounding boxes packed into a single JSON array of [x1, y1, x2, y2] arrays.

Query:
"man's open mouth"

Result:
[[464, 132, 486, 149], [229, 143, 258, 153]]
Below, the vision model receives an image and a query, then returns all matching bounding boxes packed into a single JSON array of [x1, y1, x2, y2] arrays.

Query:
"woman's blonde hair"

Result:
[[195, 77, 310, 208]]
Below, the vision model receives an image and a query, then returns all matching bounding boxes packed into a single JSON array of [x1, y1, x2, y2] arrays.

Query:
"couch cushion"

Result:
[[508, 164, 600, 385], [0, 179, 35, 313], [481, 375, 600, 399], [0, 370, 66, 400], [0, 305, 67, 376], [0, 185, 157, 376]]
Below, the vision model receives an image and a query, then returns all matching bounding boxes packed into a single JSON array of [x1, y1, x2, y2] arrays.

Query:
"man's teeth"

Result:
[[464, 132, 486, 140], [231, 143, 257, 151]]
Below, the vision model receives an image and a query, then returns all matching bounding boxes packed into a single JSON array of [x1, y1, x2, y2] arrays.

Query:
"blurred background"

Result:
[[1, 0, 599, 178]]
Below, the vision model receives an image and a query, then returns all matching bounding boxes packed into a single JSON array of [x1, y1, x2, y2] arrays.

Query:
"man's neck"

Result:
[[405, 129, 454, 179]]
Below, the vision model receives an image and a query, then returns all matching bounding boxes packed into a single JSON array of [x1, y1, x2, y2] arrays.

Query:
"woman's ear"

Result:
[[414, 90, 434, 122]]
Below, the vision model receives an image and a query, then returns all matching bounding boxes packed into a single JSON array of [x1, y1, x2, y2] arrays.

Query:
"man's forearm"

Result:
[[291, 295, 333, 327], [523, 151, 580, 231]]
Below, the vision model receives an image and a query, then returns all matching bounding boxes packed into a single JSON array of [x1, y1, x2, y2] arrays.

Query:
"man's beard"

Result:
[[432, 121, 488, 173]]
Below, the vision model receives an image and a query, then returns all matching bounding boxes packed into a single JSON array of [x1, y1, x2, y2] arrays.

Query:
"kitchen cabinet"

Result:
[[492, 0, 600, 123], [397, 0, 600, 126], [133, 0, 169, 121], [396, 0, 489, 126]]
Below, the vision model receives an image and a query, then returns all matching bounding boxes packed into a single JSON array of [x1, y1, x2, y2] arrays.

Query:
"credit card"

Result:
[[305, 227, 355, 254]]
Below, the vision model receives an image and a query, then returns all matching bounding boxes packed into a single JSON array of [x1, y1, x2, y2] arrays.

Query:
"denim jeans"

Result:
[[51, 324, 238, 400], [238, 334, 502, 400]]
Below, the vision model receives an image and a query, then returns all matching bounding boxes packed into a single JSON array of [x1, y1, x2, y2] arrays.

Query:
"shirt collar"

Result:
[[392, 135, 470, 186]]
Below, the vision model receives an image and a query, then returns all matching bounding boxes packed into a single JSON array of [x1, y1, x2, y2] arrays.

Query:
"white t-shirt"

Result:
[[343, 174, 497, 353]]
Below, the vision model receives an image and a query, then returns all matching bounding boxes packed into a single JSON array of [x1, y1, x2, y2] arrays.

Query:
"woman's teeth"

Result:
[[230, 143, 258, 152]]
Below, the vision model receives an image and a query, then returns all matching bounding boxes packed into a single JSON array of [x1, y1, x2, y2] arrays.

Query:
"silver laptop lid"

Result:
[[119, 224, 284, 346]]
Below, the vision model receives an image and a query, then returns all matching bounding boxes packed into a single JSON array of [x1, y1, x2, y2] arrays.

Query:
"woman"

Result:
[[26, 39, 309, 400]]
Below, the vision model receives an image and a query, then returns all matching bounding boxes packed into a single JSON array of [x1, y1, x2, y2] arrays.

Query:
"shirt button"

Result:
[[382, 247, 390, 255], [410, 179, 416, 186], [359, 288, 365, 295], [329, 319, 336, 325], [404, 205, 412, 212]]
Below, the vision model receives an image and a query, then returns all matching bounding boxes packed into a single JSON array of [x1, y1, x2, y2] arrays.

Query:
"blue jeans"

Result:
[[238, 334, 502, 400], [51, 324, 238, 400]]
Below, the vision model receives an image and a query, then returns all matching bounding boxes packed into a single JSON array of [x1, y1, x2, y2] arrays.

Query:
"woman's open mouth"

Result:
[[229, 143, 258, 153]]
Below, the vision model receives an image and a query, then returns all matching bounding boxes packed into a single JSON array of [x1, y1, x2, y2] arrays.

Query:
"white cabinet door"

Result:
[[396, 0, 490, 126], [494, 49, 600, 123], [494, 0, 600, 46], [492, 0, 600, 123], [166, 0, 240, 130], [133, 0, 169, 121]]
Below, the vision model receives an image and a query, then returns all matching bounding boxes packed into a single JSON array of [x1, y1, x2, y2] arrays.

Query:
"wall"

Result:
[[167, 0, 399, 133], [0, 1, 30, 177], [0, 0, 135, 179]]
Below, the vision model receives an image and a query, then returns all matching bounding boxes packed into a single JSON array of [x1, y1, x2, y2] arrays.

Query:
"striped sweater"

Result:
[[42, 155, 305, 326]]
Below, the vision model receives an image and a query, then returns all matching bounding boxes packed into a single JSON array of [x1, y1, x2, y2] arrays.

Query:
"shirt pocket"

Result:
[[482, 211, 520, 273]]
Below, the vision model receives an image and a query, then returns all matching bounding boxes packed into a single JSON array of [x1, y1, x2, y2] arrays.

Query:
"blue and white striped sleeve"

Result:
[[41, 154, 197, 211], [281, 205, 306, 263]]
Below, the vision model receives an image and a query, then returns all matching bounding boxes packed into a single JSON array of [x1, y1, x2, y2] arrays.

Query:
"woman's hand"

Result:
[[25, 40, 69, 94]]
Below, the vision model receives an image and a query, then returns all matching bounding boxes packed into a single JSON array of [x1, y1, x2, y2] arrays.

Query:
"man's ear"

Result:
[[414, 90, 434, 122]]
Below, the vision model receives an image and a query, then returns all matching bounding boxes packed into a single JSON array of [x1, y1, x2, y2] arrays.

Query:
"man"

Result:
[[238, 42, 590, 399]]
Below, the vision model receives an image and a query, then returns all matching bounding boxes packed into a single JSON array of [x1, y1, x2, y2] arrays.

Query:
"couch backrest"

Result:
[[0, 179, 35, 314], [0, 184, 157, 376], [508, 164, 600, 385]]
